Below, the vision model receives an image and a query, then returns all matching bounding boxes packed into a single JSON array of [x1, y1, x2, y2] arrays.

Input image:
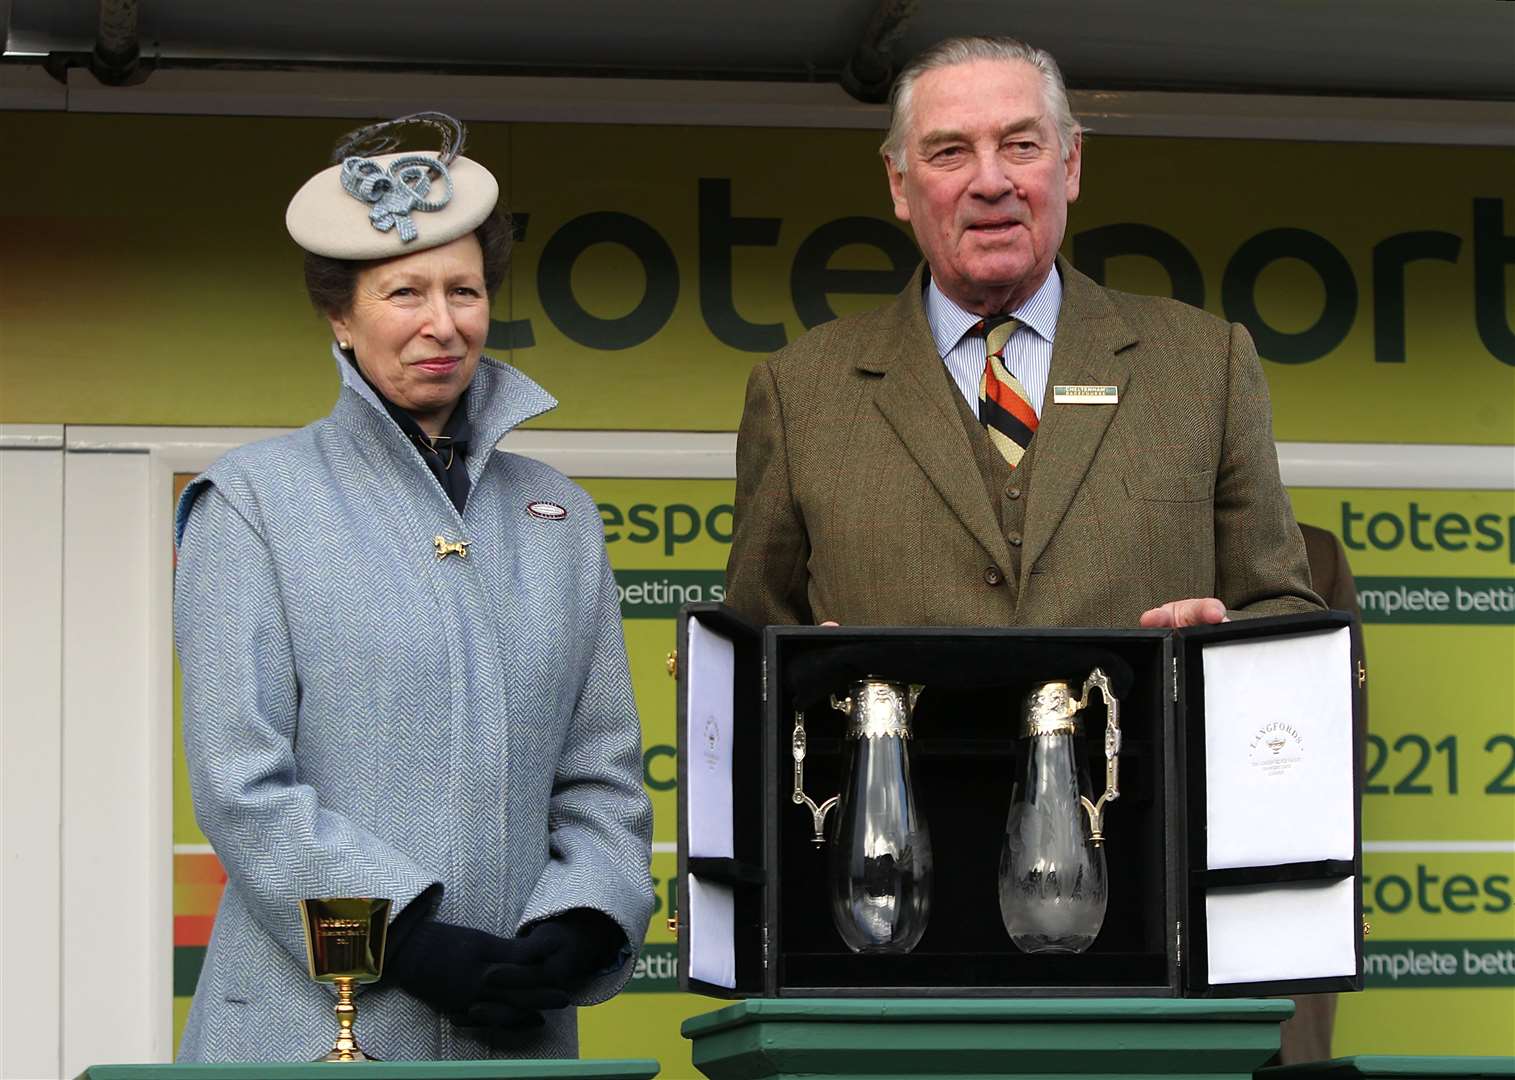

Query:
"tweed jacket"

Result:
[[725, 259, 1323, 627], [173, 352, 654, 1061]]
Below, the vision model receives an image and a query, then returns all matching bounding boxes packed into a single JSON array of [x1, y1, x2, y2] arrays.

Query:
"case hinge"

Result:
[[1176, 919, 1183, 966], [761, 656, 769, 701], [1172, 657, 1179, 703], [761, 923, 770, 968]]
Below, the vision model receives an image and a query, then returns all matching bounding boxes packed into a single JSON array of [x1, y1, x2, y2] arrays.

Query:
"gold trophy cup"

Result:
[[298, 897, 391, 1062]]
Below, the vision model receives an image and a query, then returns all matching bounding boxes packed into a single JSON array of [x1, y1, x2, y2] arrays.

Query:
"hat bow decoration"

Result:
[[340, 154, 454, 244], [285, 111, 496, 259]]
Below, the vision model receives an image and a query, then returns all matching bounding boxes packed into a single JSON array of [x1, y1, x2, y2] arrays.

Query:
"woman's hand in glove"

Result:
[[384, 918, 571, 1016], [509, 908, 628, 989]]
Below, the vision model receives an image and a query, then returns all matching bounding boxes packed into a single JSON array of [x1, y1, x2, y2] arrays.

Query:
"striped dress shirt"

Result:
[[925, 265, 1062, 419]]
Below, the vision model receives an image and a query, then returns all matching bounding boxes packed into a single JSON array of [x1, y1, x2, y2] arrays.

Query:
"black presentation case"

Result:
[[674, 604, 1365, 1000]]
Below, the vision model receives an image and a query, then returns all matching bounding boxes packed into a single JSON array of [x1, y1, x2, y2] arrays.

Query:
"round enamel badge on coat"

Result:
[[527, 501, 568, 520]]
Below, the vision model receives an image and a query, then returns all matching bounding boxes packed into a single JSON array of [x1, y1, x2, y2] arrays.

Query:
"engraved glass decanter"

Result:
[[998, 669, 1120, 954]]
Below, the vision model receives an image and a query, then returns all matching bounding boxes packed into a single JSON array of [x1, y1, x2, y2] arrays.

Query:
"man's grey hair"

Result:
[[881, 36, 1081, 171]]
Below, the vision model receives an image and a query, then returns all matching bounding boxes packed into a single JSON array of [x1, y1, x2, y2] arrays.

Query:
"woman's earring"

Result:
[[339, 341, 351, 350]]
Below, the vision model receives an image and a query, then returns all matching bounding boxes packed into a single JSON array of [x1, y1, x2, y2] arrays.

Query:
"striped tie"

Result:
[[977, 315, 1038, 469]]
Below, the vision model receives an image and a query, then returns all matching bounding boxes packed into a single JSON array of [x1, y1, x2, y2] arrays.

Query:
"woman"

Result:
[[173, 113, 653, 1061]]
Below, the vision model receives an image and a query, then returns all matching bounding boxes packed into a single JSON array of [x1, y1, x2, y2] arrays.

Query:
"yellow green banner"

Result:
[[3, 113, 1513, 441], [1291, 489, 1513, 1056]]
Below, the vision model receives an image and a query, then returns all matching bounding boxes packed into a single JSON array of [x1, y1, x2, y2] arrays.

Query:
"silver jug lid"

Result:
[[1021, 679, 1084, 736], [833, 678, 917, 740]]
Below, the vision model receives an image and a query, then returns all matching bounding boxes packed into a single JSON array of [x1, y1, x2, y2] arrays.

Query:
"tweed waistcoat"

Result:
[[944, 359, 1038, 599], [173, 354, 654, 1061]]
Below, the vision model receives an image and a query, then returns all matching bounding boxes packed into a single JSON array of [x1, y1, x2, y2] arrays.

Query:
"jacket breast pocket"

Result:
[[1122, 471, 1214, 503], [1110, 469, 1218, 603]]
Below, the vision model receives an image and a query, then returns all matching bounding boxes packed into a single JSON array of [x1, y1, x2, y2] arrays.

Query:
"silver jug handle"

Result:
[[1075, 667, 1121, 846], [793, 709, 839, 845]]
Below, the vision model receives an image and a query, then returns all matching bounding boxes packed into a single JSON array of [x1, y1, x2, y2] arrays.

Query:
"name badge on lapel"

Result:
[[1053, 385, 1119, 405]]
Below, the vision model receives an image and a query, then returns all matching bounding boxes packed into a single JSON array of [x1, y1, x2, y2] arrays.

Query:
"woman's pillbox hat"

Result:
[[285, 112, 498, 259]]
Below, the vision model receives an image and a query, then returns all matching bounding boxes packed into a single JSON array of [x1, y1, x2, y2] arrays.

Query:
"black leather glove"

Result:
[[384, 918, 570, 1016], [499, 908, 628, 990]]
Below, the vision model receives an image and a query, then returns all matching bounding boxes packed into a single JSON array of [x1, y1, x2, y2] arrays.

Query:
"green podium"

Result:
[[77, 1061, 660, 1080], [682, 998, 1293, 1079]]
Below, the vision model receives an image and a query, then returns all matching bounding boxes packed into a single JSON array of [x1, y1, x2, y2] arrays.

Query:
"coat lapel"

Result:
[[1019, 260, 1138, 586], [867, 266, 1015, 574], [329, 348, 558, 508], [464, 357, 558, 487]]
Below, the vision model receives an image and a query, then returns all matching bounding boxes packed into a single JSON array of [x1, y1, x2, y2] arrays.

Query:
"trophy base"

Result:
[[316, 1048, 381, 1062]]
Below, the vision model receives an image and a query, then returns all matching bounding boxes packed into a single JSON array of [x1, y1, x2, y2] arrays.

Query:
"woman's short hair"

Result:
[[302, 204, 513, 319]]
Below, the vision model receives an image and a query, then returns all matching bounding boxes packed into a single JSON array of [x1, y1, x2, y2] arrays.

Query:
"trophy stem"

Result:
[[319, 976, 374, 1062]]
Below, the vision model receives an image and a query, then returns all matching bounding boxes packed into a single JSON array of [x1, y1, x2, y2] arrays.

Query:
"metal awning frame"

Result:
[[2, 59, 1511, 147]]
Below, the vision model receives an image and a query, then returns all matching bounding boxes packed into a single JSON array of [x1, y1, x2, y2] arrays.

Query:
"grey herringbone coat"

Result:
[[173, 352, 653, 1061]]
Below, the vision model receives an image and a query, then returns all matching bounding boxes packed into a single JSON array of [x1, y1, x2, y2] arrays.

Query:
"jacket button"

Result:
[[984, 565, 1003, 586], [1007, 486, 1022, 500], [1008, 533, 1023, 547]]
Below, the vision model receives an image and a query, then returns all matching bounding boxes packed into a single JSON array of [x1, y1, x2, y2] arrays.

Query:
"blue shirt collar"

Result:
[[924, 264, 1062, 359]]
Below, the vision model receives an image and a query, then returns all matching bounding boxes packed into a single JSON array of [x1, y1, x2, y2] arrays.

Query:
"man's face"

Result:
[[887, 58, 1081, 315]]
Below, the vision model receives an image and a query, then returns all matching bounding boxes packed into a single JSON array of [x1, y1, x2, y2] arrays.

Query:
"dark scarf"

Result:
[[352, 361, 473, 514]]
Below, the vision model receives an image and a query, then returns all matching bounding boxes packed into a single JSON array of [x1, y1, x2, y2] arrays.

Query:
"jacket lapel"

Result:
[[867, 266, 1015, 574], [1019, 260, 1138, 586]]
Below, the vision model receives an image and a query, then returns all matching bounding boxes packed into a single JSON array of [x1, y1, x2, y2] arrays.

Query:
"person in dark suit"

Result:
[[725, 35, 1321, 628]]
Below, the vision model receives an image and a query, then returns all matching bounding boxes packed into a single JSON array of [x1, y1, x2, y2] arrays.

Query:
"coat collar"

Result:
[[329, 344, 557, 494], [862, 258, 1139, 585]]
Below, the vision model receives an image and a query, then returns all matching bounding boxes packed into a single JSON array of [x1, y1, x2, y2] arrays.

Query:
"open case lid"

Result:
[[674, 603, 767, 998], [1175, 610, 1365, 997]]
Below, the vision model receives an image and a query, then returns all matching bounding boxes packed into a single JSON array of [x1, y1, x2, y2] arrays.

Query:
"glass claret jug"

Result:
[[791, 678, 933, 954], [998, 668, 1121, 954]]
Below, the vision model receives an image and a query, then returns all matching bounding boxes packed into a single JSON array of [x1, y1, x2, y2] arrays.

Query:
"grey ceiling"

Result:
[[6, 0, 1515, 99]]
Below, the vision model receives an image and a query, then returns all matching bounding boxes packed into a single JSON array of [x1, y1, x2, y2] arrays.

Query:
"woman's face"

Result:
[[328, 233, 489, 435]]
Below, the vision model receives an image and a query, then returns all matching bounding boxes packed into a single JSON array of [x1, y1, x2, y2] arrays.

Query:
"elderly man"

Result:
[[725, 35, 1322, 630]]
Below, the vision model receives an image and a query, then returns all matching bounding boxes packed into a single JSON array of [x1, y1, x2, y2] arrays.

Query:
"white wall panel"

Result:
[[1, 431, 64, 1080], [60, 450, 171, 1075], [65, 428, 1515, 491]]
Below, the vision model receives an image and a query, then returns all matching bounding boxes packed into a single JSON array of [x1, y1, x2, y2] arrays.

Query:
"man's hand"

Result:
[[1139, 598, 1229, 628]]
